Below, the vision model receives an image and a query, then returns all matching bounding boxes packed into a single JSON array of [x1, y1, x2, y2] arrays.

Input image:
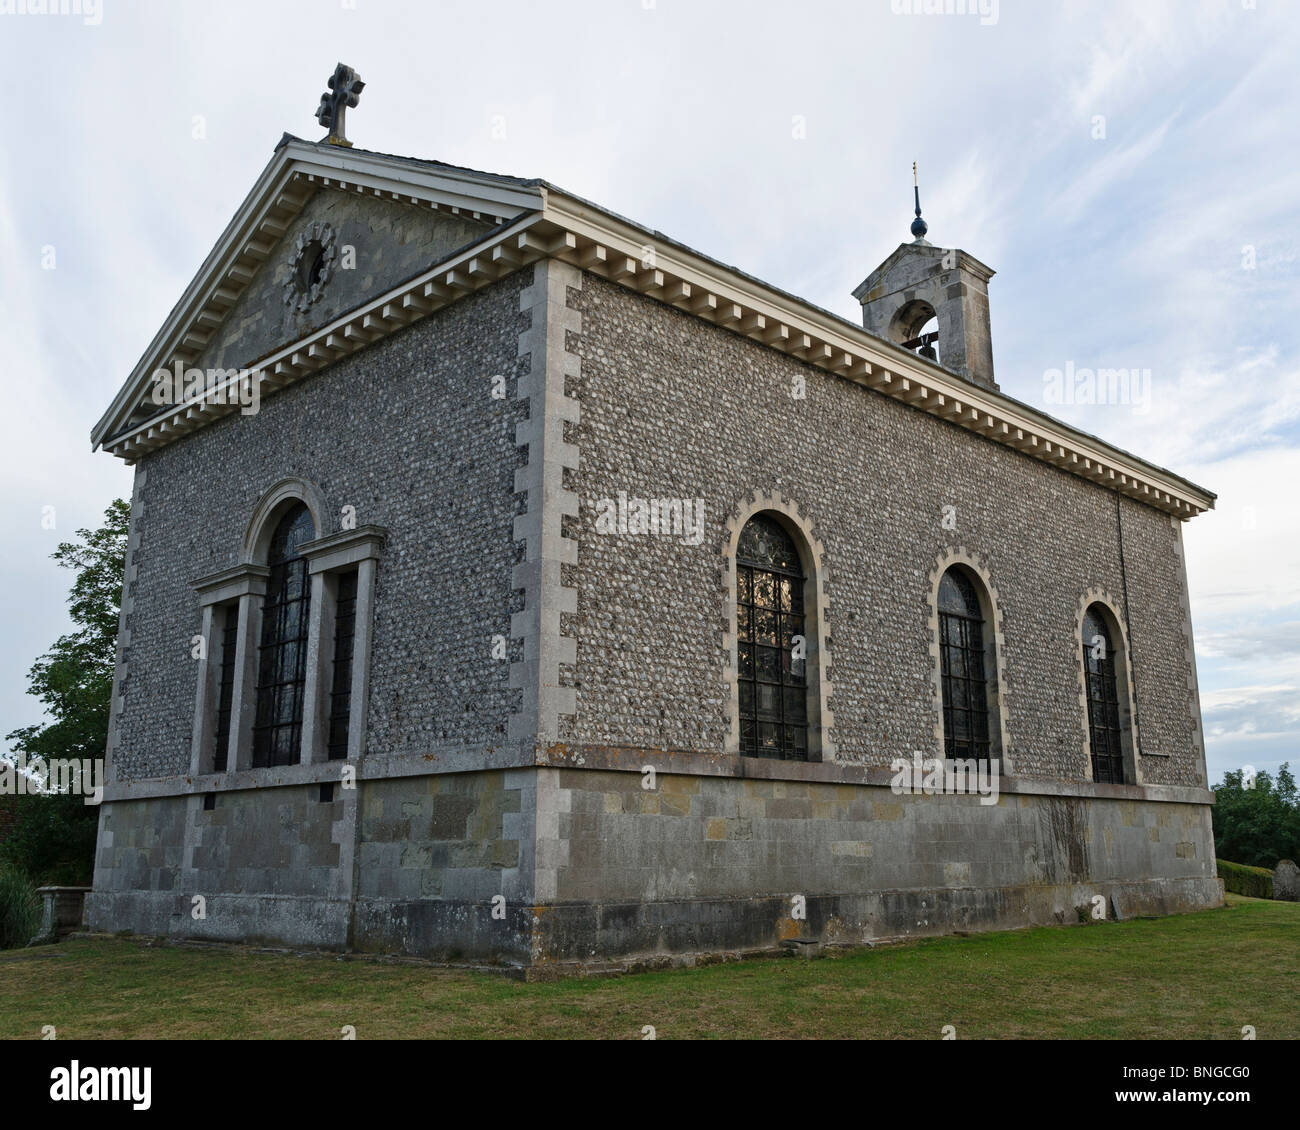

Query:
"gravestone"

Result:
[[30, 886, 91, 945], [1273, 859, 1299, 902]]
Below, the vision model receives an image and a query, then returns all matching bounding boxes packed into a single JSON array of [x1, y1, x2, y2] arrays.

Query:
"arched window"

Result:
[[737, 514, 807, 761], [252, 503, 315, 768], [1082, 604, 1126, 784], [938, 567, 991, 762]]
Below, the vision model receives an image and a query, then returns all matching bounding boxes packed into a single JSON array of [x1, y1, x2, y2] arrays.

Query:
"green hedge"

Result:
[[1218, 859, 1274, 900]]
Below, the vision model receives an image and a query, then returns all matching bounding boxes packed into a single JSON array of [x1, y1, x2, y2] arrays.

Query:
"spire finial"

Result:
[[910, 160, 929, 242]]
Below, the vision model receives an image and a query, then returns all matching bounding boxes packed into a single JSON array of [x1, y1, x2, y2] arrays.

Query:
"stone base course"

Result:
[[88, 765, 1222, 972]]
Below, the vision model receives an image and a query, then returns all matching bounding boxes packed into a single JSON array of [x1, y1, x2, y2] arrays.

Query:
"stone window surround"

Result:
[[1075, 589, 1143, 785], [721, 492, 836, 762], [189, 478, 386, 778], [926, 548, 1013, 773]]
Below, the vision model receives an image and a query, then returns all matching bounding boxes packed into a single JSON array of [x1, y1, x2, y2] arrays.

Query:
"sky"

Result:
[[0, 0, 1295, 787]]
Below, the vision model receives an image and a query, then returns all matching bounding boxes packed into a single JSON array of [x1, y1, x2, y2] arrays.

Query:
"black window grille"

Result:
[[326, 569, 359, 761], [938, 568, 992, 762], [737, 514, 808, 761], [212, 604, 239, 771], [1083, 606, 1126, 784], [252, 504, 314, 769]]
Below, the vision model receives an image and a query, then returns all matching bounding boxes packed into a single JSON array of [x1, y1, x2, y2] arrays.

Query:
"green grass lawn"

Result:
[[1, 894, 1295, 1040]]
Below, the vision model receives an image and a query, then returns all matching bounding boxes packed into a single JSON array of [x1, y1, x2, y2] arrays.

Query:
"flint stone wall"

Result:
[[112, 271, 531, 782], [563, 274, 1205, 789]]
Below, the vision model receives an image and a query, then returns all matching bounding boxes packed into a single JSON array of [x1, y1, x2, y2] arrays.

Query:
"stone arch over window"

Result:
[[721, 492, 834, 762], [241, 477, 326, 564], [1075, 590, 1140, 785], [926, 549, 1010, 770]]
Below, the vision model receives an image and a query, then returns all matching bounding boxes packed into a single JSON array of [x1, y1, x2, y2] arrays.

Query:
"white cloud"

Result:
[[1049, 112, 1178, 223], [1202, 684, 1300, 743], [1183, 447, 1300, 620]]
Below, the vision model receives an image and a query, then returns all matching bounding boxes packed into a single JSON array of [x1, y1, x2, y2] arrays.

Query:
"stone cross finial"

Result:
[[315, 63, 365, 148]]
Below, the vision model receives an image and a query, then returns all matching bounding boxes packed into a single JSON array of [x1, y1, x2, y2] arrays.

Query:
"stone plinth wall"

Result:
[[86, 766, 1221, 969], [528, 767, 1220, 963]]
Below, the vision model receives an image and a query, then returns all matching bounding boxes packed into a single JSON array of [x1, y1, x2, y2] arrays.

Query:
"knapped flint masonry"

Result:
[[87, 85, 1221, 971]]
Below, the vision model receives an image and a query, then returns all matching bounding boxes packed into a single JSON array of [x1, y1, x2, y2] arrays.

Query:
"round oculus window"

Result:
[[283, 222, 338, 312]]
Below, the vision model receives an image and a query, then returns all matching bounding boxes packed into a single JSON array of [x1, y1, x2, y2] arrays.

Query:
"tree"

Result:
[[1211, 763, 1300, 871], [2, 499, 128, 886]]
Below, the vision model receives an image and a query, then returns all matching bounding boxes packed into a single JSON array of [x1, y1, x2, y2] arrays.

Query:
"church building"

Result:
[[87, 70, 1222, 972]]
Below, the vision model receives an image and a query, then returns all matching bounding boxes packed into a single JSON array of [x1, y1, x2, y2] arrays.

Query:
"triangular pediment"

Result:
[[185, 187, 497, 380], [92, 136, 545, 449]]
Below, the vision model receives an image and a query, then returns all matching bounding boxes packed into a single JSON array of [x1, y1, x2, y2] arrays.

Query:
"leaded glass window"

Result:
[[1083, 605, 1125, 784], [737, 514, 807, 761], [252, 504, 314, 768], [938, 567, 991, 762]]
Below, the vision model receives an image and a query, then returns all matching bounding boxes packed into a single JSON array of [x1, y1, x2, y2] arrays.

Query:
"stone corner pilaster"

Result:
[[508, 259, 582, 745]]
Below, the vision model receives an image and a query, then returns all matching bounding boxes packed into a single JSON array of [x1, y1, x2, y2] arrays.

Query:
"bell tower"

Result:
[[852, 165, 997, 391]]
